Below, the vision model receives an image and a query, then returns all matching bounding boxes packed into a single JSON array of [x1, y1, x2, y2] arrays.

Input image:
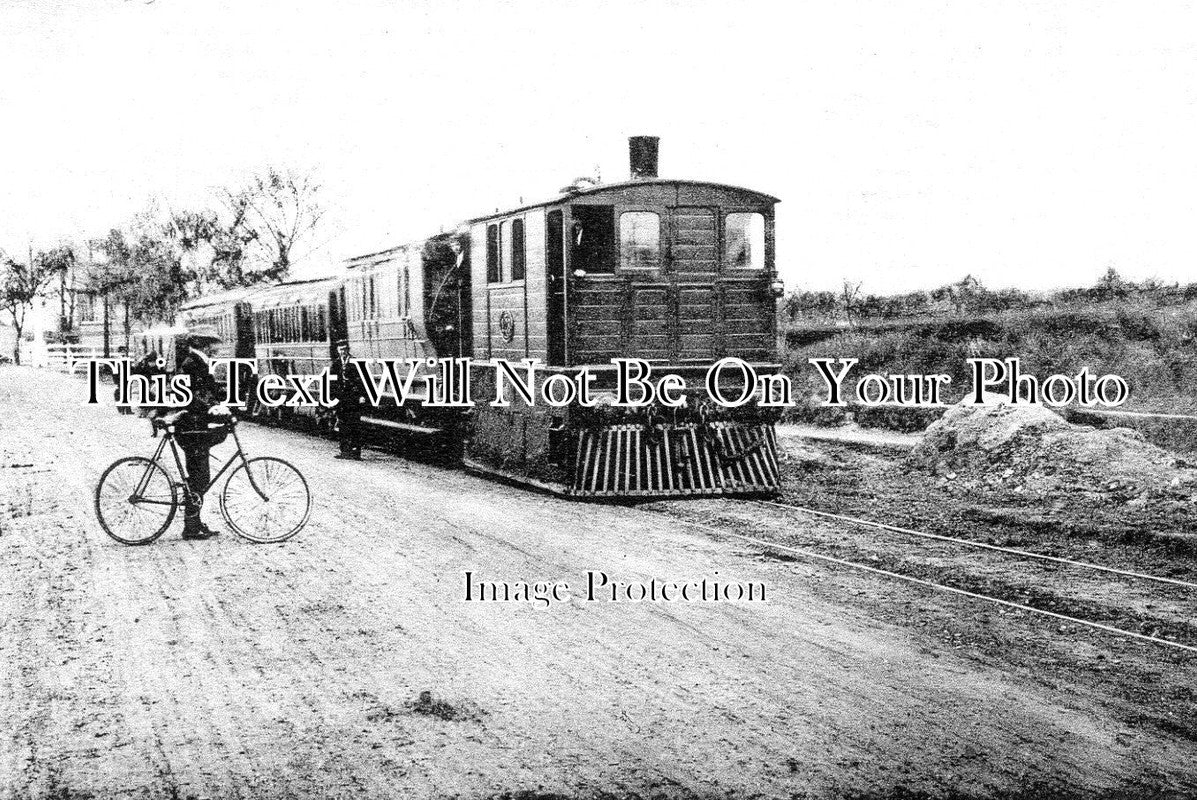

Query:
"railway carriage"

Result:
[[249, 277, 342, 422], [336, 233, 470, 438]]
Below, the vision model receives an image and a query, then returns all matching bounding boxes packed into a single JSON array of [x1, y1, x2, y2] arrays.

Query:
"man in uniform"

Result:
[[330, 337, 363, 460], [177, 326, 231, 539]]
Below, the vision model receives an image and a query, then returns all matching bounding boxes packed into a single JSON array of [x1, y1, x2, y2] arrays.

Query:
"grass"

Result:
[[782, 301, 1197, 425]]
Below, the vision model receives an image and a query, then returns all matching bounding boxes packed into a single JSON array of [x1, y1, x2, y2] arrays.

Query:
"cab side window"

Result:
[[619, 211, 660, 270], [724, 212, 765, 269]]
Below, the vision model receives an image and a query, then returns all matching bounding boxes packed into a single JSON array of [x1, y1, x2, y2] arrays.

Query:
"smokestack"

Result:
[[629, 136, 659, 179]]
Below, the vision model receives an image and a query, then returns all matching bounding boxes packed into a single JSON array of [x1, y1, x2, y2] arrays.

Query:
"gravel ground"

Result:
[[1, 365, 1195, 799]]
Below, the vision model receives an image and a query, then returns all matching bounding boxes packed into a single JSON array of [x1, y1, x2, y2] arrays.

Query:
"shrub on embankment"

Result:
[[781, 301, 1197, 428]]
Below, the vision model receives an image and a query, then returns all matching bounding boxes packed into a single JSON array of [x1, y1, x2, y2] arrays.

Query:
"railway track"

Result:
[[647, 497, 1197, 656]]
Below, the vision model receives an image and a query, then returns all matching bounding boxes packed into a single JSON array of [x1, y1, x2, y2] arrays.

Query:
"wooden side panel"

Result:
[[628, 283, 669, 361], [677, 283, 716, 360], [671, 207, 717, 273], [570, 280, 623, 364], [722, 279, 773, 361], [523, 210, 548, 361], [487, 285, 529, 362]]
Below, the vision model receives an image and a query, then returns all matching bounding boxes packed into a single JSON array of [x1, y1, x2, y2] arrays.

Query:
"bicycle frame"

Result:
[[130, 421, 270, 505]]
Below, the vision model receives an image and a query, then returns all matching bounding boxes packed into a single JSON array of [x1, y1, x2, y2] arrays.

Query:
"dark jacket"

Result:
[[178, 350, 223, 430], [330, 354, 364, 411]]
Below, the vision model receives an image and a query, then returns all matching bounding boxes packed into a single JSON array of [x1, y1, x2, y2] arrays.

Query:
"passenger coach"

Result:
[[249, 277, 342, 424]]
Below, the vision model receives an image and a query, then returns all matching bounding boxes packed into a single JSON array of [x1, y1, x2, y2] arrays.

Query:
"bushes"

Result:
[[782, 301, 1197, 429]]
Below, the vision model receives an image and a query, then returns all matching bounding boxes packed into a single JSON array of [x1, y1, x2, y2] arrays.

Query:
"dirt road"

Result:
[[1, 366, 1194, 799]]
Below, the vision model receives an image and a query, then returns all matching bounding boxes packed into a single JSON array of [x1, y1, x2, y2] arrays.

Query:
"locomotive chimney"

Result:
[[629, 136, 659, 179]]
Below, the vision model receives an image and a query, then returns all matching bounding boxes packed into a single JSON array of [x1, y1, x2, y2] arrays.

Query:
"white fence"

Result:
[[40, 344, 103, 374]]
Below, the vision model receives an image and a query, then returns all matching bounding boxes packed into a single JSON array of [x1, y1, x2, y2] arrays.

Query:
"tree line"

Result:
[[1, 168, 323, 363]]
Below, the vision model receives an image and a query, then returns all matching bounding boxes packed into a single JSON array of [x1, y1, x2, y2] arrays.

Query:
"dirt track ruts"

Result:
[[2, 366, 1195, 799]]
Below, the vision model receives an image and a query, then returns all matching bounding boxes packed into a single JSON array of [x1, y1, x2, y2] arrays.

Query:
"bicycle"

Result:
[[94, 411, 311, 545]]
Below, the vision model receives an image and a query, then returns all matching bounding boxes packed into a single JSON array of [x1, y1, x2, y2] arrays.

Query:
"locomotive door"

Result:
[[545, 209, 567, 366], [668, 206, 719, 362]]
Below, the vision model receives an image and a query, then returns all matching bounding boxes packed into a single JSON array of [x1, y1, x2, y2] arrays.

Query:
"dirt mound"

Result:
[[908, 395, 1197, 503]]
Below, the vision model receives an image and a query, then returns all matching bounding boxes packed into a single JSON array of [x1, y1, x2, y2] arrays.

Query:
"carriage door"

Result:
[[545, 209, 567, 365], [668, 206, 719, 361]]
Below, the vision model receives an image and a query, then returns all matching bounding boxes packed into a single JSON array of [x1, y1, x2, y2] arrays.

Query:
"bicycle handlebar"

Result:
[[149, 410, 239, 435]]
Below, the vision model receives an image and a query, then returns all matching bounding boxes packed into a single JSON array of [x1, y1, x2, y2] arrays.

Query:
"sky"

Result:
[[1, 0, 1195, 294]]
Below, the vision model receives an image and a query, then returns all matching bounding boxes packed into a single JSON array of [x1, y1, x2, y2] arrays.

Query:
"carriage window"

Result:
[[511, 218, 525, 281], [486, 224, 500, 282], [571, 205, 616, 274], [724, 212, 765, 269], [619, 212, 660, 270], [499, 220, 511, 281]]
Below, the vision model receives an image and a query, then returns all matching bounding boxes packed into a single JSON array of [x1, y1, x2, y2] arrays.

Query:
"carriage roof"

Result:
[[249, 277, 340, 311], [179, 286, 258, 313]]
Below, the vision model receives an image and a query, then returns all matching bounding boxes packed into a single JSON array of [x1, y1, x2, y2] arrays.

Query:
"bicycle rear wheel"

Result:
[[95, 457, 178, 545], [220, 457, 311, 543]]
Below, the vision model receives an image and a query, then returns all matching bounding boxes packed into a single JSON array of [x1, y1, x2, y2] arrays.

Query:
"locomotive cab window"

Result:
[[619, 211, 660, 270], [724, 212, 765, 269], [570, 205, 615, 274]]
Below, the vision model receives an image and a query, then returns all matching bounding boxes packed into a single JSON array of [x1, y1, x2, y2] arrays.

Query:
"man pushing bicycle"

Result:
[[95, 332, 311, 546], [177, 325, 233, 540]]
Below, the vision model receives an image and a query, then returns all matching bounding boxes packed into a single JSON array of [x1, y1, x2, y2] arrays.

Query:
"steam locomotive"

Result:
[[171, 138, 784, 498]]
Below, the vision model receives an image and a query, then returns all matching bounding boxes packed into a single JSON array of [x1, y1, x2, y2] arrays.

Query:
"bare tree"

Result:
[[160, 168, 324, 292], [840, 280, 863, 326], [225, 167, 325, 283]]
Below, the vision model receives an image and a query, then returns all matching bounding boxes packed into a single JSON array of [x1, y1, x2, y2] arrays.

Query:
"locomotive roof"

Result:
[[250, 276, 341, 310], [341, 179, 779, 266], [466, 178, 780, 224]]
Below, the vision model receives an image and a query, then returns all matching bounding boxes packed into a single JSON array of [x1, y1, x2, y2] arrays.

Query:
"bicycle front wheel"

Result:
[[95, 457, 178, 545], [220, 457, 311, 543]]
